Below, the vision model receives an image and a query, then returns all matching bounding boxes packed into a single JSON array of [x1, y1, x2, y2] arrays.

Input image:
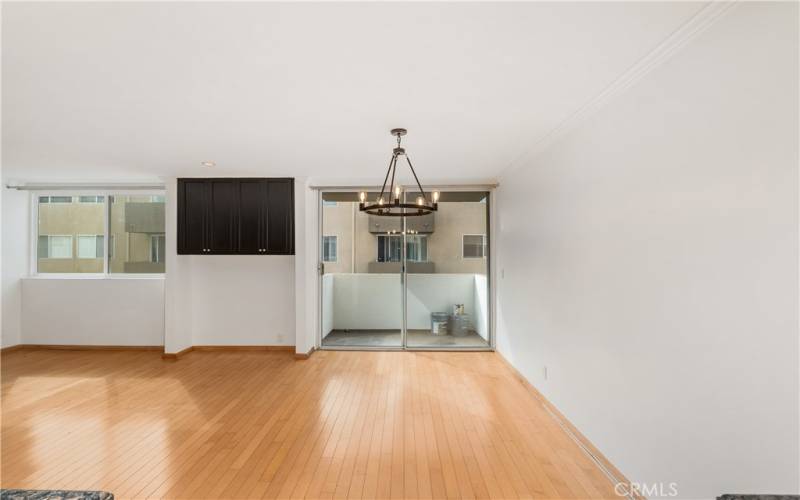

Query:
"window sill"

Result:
[[25, 274, 165, 280]]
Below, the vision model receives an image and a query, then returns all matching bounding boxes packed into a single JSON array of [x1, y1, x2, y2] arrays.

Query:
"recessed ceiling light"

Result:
[[201, 161, 216, 168]]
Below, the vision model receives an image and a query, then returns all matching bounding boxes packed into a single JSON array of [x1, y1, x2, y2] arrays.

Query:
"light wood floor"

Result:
[[1, 349, 618, 499]]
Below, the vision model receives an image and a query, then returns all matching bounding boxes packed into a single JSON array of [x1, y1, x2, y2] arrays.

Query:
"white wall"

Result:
[[190, 255, 295, 346], [0, 178, 301, 352], [321, 273, 334, 338], [163, 177, 298, 351], [407, 274, 476, 329], [328, 273, 482, 331], [331, 274, 402, 330], [1, 188, 28, 347], [22, 278, 165, 346], [164, 178, 193, 353], [295, 178, 318, 355], [496, 3, 799, 498], [473, 274, 488, 340], [1, 188, 167, 348]]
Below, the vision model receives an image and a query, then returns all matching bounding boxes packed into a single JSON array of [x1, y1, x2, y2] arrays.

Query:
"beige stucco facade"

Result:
[[322, 200, 487, 275]]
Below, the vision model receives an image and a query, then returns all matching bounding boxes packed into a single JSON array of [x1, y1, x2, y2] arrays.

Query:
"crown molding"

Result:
[[499, 1, 737, 180]]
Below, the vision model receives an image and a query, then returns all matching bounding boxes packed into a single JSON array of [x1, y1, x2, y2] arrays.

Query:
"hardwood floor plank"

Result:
[[1, 349, 621, 499]]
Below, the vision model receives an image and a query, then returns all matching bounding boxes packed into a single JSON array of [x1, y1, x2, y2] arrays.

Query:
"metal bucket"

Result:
[[449, 314, 472, 337], [431, 312, 450, 335]]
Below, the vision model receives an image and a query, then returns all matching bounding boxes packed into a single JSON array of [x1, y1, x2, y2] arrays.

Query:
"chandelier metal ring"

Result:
[[359, 128, 439, 217]]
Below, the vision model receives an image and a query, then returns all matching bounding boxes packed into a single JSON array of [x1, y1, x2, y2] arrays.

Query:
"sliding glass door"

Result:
[[319, 191, 403, 348], [319, 189, 491, 350], [404, 191, 490, 348]]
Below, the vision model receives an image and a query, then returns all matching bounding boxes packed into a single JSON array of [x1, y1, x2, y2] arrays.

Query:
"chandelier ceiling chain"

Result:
[[359, 128, 439, 217]]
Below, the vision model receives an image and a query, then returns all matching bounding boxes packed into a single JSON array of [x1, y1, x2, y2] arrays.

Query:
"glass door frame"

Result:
[[316, 185, 496, 352]]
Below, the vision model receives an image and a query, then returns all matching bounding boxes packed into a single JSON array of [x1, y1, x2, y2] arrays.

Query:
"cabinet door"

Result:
[[178, 179, 208, 254], [208, 180, 237, 253], [265, 179, 294, 254], [237, 179, 266, 254]]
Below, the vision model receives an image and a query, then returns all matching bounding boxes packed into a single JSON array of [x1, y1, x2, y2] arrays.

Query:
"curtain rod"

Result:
[[5, 183, 165, 191]]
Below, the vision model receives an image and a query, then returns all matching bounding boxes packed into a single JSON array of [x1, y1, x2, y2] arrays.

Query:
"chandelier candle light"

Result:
[[359, 128, 439, 217]]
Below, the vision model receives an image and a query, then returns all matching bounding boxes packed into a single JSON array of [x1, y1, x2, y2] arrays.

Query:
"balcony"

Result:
[[321, 273, 488, 346], [368, 212, 435, 234], [124, 202, 165, 234], [367, 261, 435, 273]]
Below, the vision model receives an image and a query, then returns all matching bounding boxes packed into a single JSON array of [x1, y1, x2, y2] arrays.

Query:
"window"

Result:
[[77, 235, 103, 258], [37, 235, 73, 259], [377, 235, 427, 262], [35, 192, 165, 275], [377, 235, 402, 262], [322, 236, 337, 262], [406, 235, 427, 262], [37, 195, 103, 272], [322, 200, 338, 207], [79, 195, 103, 203], [109, 195, 166, 273], [463, 234, 487, 259], [39, 196, 73, 203]]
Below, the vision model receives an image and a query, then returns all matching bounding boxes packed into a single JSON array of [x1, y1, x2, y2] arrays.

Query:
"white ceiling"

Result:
[[2, 2, 704, 185]]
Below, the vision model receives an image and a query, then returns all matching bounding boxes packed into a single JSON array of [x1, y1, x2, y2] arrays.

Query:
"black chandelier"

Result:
[[359, 128, 439, 217]]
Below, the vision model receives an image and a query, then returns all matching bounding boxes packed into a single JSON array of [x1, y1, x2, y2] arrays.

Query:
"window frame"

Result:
[[30, 189, 167, 279], [462, 234, 487, 259]]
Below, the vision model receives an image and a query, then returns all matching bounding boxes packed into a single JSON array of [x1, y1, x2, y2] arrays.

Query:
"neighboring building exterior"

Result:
[[321, 198, 488, 275], [36, 195, 165, 273]]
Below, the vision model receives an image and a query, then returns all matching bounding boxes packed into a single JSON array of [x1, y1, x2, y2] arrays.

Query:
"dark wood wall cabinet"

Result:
[[177, 178, 294, 255]]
